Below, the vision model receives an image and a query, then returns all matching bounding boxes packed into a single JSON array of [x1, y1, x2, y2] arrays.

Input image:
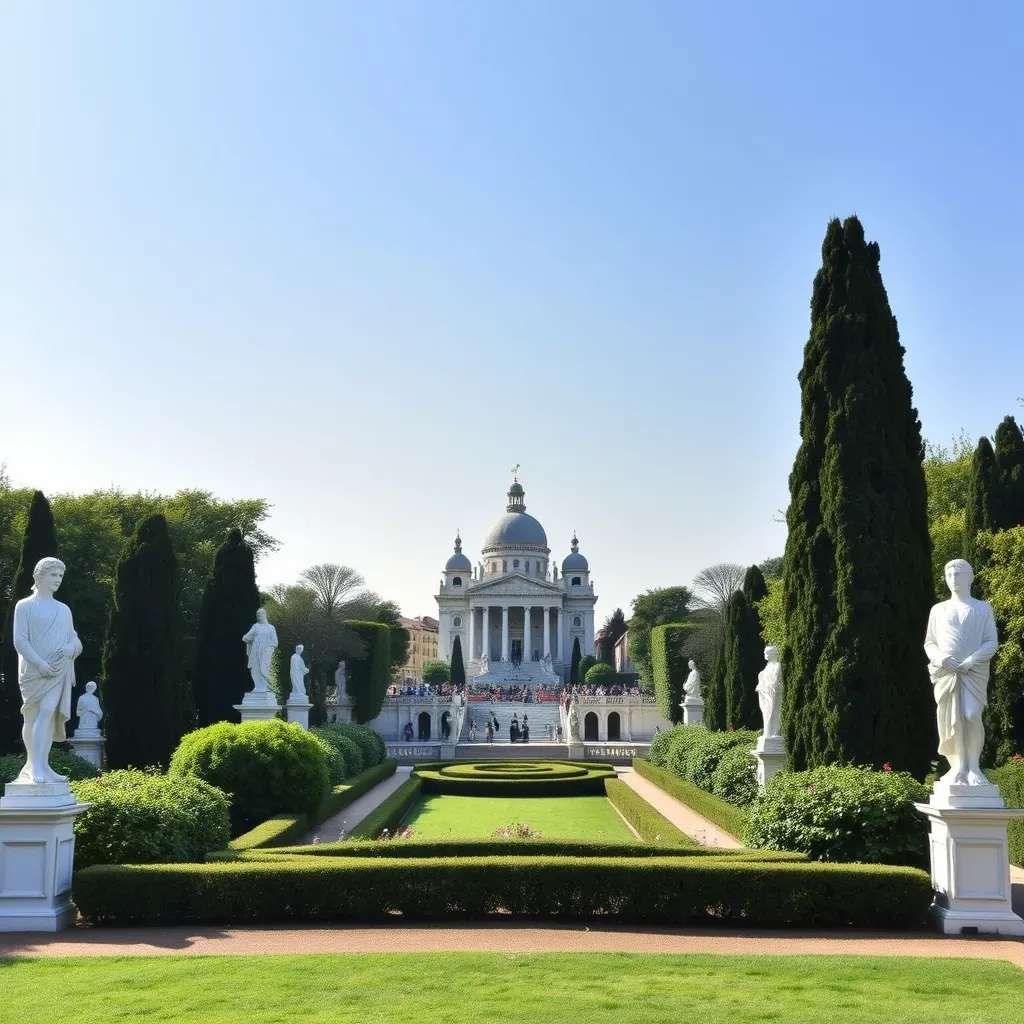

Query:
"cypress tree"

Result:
[[993, 415, 1024, 528], [782, 215, 934, 777], [102, 514, 190, 769], [0, 492, 59, 753], [450, 635, 466, 687], [193, 529, 261, 726], [963, 437, 1000, 570], [569, 637, 582, 683], [703, 644, 727, 731], [722, 571, 768, 731]]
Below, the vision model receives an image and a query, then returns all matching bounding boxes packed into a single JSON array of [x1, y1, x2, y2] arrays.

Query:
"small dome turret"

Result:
[[561, 532, 589, 572], [445, 532, 472, 572]]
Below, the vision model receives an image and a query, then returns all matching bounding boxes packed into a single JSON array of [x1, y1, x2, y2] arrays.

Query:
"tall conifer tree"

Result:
[[963, 437, 1000, 571], [102, 514, 190, 768], [449, 635, 466, 687], [0, 492, 60, 752], [569, 637, 582, 683], [722, 566, 770, 730], [782, 216, 934, 777], [703, 645, 727, 730], [193, 529, 261, 725], [993, 416, 1024, 527]]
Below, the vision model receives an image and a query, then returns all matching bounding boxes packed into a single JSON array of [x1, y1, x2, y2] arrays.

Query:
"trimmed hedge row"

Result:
[[229, 761, 398, 851], [650, 623, 699, 724], [343, 621, 392, 724], [348, 775, 423, 839], [633, 758, 747, 840], [74, 856, 933, 928], [415, 761, 615, 796], [604, 778, 698, 849], [990, 760, 1024, 867]]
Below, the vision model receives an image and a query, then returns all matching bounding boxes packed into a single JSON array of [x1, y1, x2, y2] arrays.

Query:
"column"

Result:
[[543, 606, 551, 658], [523, 606, 530, 659], [501, 605, 510, 661], [482, 606, 490, 661], [554, 607, 562, 660], [469, 607, 476, 661]]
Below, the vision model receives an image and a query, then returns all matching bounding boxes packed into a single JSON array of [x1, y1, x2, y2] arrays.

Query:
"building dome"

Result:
[[561, 532, 589, 572], [481, 477, 549, 551], [445, 533, 472, 572]]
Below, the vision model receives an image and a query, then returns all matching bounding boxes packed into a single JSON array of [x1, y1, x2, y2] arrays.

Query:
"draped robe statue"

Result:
[[756, 646, 783, 738], [75, 681, 103, 736], [12, 557, 83, 784], [567, 699, 580, 741], [683, 660, 702, 700], [289, 645, 309, 700], [242, 608, 278, 693], [925, 559, 998, 786]]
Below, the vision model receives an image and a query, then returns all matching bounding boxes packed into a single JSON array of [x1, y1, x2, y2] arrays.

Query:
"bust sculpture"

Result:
[[925, 559, 999, 786], [683, 659, 702, 699], [289, 644, 309, 700], [241, 608, 278, 694], [12, 557, 83, 784], [75, 681, 103, 736], [756, 646, 783, 738]]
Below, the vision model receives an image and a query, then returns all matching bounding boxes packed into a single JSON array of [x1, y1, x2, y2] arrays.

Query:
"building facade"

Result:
[[398, 615, 438, 683], [435, 478, 597, 682]]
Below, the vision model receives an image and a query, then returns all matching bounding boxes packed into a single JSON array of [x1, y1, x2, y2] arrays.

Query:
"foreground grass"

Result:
[[402, 794, 637, 841], [3, 952, 1019, 1023]]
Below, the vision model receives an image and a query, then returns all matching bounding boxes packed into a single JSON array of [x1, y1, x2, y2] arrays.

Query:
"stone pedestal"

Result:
[[286, 699, 312, 730], [68, 732, 104, 769], [234, 690, 281, 723], [681, 696, 704, 725], [567, 742, 585, 760], [332, 697, 354, 725], [916, 786, 1024, 936], [750, 735, 787, 790], [0, 781, 90, 932]]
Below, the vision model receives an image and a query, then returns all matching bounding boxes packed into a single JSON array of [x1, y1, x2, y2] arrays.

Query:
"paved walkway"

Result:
[[1, 923, 1020, 966], [616, 767, 744, 848], [300, 766, 412, 844]]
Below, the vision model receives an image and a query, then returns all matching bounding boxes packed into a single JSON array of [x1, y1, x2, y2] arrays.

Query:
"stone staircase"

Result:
[[457, 700, 562, 744]]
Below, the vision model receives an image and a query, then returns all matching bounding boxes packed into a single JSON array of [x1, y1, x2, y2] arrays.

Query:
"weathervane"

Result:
[[511, 463, 521, 481]]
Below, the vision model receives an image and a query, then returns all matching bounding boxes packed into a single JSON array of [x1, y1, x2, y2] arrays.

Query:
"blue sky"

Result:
[[2, 1, 1023, 623]]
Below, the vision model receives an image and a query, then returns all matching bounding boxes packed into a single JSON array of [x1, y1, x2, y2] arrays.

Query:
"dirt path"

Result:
[[1, 922, 1020, 966], [615, 767, 743, 848], [299, 766, 411, 844]]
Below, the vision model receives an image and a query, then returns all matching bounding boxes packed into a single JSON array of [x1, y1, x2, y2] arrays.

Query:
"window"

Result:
[[573, 615, 582, 627], [453, 577, 462, 586], [503, 560, 507, 572], [571, 576, 581, 586], [453, 616, 462, 628], [513, 559, 519, 569]]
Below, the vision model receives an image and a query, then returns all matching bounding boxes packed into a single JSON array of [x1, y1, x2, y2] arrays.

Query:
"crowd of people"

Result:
[[465, 711, 541, 743], [560, 681, 646, 698]]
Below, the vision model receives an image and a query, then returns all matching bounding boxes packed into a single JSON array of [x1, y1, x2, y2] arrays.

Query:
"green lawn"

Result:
[[3, 953, 1019, 1023], [401, 794, 637, 841]]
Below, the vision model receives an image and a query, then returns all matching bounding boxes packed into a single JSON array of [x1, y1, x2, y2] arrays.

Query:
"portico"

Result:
[[469, 603, 562, 661]]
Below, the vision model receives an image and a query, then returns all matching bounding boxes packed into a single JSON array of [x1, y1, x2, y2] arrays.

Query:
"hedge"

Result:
[[347, 774, 423, 839], [74, 856, 933, 928], [990, 759, 1024, 867], [650, 623, 699, 723], [604, 778, 698, 849], [0, 748, 100, 785], [229, 761, 398, 851], [343, 621, 392, 723], [415, 761, 614, 796], [633, 758, 747, 840]]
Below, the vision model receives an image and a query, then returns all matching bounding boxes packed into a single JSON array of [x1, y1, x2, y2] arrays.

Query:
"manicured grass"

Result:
[[402, 794, 637, 842], [3, 953, 1020, 1023]]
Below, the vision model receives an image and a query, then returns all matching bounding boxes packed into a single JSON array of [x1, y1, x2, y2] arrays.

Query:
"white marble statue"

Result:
[[12, 557, 83, 784], [925, 559, 999, 786], [75, 681, 103, 736], [683, 659, 702, 699], [480, 652, 489, 673], [567, 699, 580, 741], [334, 659, 348, 701], [756, 646, 783, 738], [289, 645, 309, 700], [241, 608, 278, 694]]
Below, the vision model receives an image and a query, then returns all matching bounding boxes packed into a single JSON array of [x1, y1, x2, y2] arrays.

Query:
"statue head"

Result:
[[85, 681, 97, 695], [32, 557, 66, 596], [256, 608, 268, 624], [294, 644, 304, 655], [944, 559, 974, 597], [688, 659, 697, 671], [764, 645, 779, 663]]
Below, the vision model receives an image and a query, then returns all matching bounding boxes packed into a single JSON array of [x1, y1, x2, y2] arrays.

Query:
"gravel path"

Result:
[[299, 766, 412, 844]]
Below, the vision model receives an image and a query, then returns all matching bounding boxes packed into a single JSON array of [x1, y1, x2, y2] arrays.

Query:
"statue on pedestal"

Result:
[[925, 559, 999, 786], [567, 698, 580, 741], [480, 652, 489, 673], [683, 659, 702, 700], [241, 608, 278, 694], [334, 659, 348, 701], [756, 646, 783, 738], [289, 645, 309, 700], [75, 681, 103, 736], [12, 557, 82, 784]]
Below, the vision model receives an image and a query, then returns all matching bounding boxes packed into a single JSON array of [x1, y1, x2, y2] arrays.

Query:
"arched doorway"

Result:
[[441, 711, 452, 740], [417, 711, 432, 741], [584, 712, 599, 741], [607, 711, 621, 741]]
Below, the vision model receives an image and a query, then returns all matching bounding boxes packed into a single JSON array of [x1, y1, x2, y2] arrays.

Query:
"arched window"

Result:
[[607, 711, 621, 741], [452, 577, 462, 587], [513, 559, 520, 569], [453, 616, 462, 628], [573, 615, 582, 627], [584, 712, 599, 741], [571, 576, 581, 586], [503, 560, 507, 572]]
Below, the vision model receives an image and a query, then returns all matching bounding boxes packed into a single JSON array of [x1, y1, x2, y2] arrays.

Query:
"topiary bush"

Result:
[[71, 768, 230, 868], [685, 729, 760, 792], [743, 765, 930, 867], [311, 727, 369, 779], [169, 720, 329, 835], [989, 756, 1024, 867], [710, 744, 759, 806], [309, 734, 348, 786], [584, 662, 616, 687], [0, 747, 101, 785], [578, 655, 598, 680]]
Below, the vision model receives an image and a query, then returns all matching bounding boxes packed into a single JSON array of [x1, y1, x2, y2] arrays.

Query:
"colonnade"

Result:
[[468, 604, 562, 661]]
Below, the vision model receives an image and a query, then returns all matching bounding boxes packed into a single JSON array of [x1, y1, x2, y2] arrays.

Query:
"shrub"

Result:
[[169, 719, 329, 835], [633, 759, 747, 840], [309, 734, 348, 786], [584, 663, 616, 687], [685, 729, 760, 792], [650, 623, 700, 723], [663, 726, 710, 779], [743, 764, 930, 867], [71, 769, 230, 868], [421, 659, 450, 686], [648, 728, 679, 768], [318, 723, 383, 769], [342, 621, 392, 723], [604, 778, 698, 848], [710, 744, 759, 806], [415, 761, 615, 796], [0, 747, 100, 785], [75, 857, 933, 928], [578, 655, 598, 680], [990, 757, 1024, 867]]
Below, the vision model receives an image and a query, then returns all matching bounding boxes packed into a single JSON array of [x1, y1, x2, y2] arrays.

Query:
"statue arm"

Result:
[[242, 626, 255, 643], [961, 607, 999, 670], [13, 604, 50, 671], [269, 626, 278, 648], [923, 608, 946, 666]]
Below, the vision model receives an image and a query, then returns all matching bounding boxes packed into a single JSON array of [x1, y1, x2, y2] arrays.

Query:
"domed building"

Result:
[[436, 477, 597, 681]]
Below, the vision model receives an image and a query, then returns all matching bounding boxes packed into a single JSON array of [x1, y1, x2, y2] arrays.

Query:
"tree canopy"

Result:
[[627, 586, 693, 685]]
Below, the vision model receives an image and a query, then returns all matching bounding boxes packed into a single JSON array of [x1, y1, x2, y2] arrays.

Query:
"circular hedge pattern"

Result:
[[439, 762, 588, 781], [414, 759, 615, 796]]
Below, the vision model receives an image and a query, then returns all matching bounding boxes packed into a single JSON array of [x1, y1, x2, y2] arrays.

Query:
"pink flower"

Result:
[[883, 762, 892, 773], [807, 784, 816, 793]]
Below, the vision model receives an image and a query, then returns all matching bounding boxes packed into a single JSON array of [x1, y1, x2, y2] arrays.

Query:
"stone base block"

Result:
[[234, 697, 282, 723], [681, 697, 704, 725], [0, 796, 91, 932], [929, 780, 1005, 809], [915, 800, 1024, 936], [750, 746, 787, 790], [67, 735, 104, 769], [567, 742, 585, 760], [0, 781, 76, 810], [286, 700, 312, 730]]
